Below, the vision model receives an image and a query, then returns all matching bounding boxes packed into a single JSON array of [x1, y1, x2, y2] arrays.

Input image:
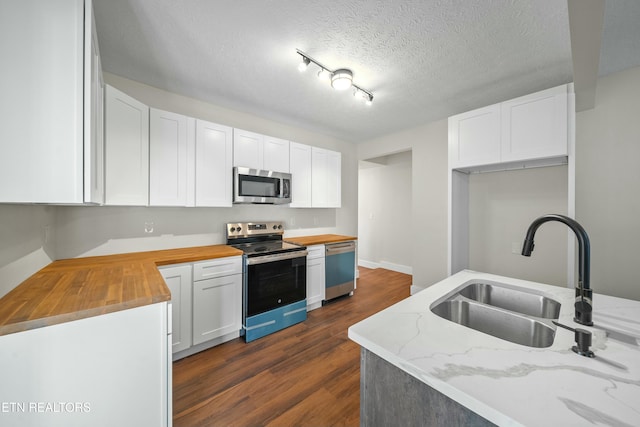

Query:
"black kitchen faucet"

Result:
[[521, 214, 593, 326]]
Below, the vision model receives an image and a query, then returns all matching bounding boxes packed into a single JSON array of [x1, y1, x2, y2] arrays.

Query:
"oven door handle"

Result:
[[246, 250, 309, 265]]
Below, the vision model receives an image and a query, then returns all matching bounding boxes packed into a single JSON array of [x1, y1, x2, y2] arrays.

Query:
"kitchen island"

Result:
[[348, 270, 640, 426]]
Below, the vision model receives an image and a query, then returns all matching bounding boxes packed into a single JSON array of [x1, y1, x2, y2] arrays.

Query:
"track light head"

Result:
[[298, 56, 310, 72]]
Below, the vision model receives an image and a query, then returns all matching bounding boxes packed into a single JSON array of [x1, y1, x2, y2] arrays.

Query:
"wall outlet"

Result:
[[144, 221, 154, 234], [43, 225, 51, 244]]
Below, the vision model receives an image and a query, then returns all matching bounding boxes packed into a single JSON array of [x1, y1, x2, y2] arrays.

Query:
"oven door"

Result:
[[244, 251, 307, 318]]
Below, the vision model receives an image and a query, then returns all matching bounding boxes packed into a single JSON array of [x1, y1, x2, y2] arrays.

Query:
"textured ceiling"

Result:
[[93, 0, 640, 143]]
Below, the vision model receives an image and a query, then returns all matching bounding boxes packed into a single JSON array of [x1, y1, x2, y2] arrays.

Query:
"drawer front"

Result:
[[193, 256, 242, 281], [307, 244, 325, 260]]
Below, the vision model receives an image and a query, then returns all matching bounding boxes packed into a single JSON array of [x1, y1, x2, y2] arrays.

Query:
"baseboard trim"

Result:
[[358, 260, 412, 275]]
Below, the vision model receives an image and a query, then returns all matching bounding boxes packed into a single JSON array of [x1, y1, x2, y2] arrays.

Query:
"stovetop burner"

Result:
[[226, 221, 306, 257]]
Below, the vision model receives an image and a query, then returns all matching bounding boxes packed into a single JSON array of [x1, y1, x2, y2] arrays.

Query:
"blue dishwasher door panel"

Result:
[[326, 250, 355, 288]]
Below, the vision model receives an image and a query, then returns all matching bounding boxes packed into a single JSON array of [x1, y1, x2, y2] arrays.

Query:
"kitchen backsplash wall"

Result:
[[468, 165, 569, 287], [53, 205, 340, 259], [0, 205, 55, 298]]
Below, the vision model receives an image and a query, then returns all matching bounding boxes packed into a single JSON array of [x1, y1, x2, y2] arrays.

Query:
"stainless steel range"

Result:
[[226, 221, 308, 342]]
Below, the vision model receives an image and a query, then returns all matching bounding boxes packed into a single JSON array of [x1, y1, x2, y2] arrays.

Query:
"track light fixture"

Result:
[[296, 49, 374, 105]]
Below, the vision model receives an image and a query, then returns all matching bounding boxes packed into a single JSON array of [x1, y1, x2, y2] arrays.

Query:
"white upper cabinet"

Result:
[[326, 150, 342, 208], [233, 129, 263, 169], [84, 0, 104, 204], [449, 104, 501, 169], [0, 0, 103, 204], [449, 84, 570, 171], [149, 108, 191, 206], [195, 120, 233, 207], [104, 85, 150, 206], [501, 85, 568, 162], [311, 148, 329, 207], [289, 142, 312, 207], [311, 147, 342, 208], [233, 129, 290, 172], [263, 136, 291, 173]]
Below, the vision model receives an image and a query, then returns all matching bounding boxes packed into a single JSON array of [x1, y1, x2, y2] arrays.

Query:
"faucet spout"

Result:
[[521, 214, 593, 326]]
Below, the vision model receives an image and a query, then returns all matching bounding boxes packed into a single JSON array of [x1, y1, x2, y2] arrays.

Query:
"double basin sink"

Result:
[[430, 281, 561, 348]]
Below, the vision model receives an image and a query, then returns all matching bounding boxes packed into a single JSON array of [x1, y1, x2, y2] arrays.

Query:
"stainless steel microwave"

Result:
[[233, 167, 291, 204]]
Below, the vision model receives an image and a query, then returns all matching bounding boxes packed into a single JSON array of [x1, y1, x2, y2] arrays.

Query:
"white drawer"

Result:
[[193, 256, 242, 281], [307, 244, 325, 260]]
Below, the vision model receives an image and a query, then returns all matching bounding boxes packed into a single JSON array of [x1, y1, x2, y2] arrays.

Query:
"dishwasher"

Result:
[[324, 241, 356, 302]]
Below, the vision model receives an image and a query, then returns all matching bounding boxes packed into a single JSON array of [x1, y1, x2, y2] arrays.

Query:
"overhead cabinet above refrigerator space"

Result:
[[449, 84, 570, 173], [447, 83, 576, 282]]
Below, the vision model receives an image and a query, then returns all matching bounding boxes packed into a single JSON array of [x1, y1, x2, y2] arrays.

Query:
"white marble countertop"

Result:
[[348, 270, 640, 426]]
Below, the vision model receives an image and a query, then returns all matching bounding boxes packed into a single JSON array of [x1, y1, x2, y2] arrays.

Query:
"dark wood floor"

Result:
[[172, 267, 411, 427]]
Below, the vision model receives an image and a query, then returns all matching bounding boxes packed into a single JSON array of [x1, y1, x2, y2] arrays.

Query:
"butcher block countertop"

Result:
[[285, 234, 357, 246], [0, 245, 242, 337]]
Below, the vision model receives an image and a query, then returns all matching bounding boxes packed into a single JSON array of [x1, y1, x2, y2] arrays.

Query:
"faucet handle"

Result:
[[552, 321, 595, 358], [574, 287, 594, 326]]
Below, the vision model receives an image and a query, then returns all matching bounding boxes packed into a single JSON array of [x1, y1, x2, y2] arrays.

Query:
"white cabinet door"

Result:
[[0, 303, 170, 427], [84, 0, 104, 204], [449, 104, 501, 169], [311, 147, 342, 208], [104, 85, 150, 206], [159, 264, 192, 354], [289, 142, 312, 208], [0, 0, 84, 203], [311, 147, 329, 207], [192, 274, 242, 346], [326, 150, 342, 208], [306, 245, 325, 311], [233, 128, 264, 169], [501, 85, 568, 162], [263, 136, 290, 172], [149, 108, 190, 206], [195, 120, 233, 207]]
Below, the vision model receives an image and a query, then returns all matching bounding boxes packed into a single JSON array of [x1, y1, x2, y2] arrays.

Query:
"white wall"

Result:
[[468, 166, 568, 286], [576, 66, 640, 301], [0, 205, 55, 297], [358, 151, 412, 273], [358, 120, 449, 292], [52, 74, 358, 259]]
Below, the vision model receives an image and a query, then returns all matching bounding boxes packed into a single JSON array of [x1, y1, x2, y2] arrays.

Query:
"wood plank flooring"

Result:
[[172, 267, 411, 427]]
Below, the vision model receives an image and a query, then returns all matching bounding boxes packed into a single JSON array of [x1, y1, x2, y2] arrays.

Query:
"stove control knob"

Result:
[[237, 226, 242, 232], [277, 225, 283, 229], [230, 227, 236, 232], [273, 225, 277, 230]]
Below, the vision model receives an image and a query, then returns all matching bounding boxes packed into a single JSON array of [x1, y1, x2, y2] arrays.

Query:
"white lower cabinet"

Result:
[[161, 256, 242, 360], [193, 273, 242, 345], [159, 264, 192, 353], [0, 302, 171, 427], [306, 245, 325, 311]]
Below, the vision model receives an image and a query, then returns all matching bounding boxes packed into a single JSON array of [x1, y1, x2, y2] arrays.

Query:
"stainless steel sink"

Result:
[[430, 281, 561, 348], [458, 282, 561, 319]]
